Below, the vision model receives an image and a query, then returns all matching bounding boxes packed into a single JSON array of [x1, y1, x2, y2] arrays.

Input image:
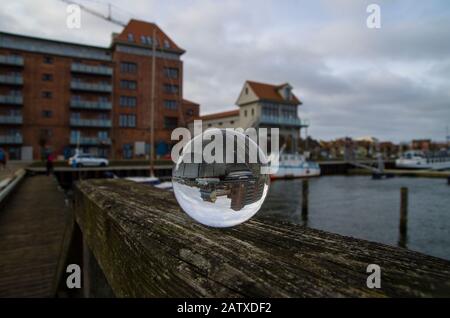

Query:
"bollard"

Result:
[[302, 179, 309, 223], [399, 187, 408, 238]]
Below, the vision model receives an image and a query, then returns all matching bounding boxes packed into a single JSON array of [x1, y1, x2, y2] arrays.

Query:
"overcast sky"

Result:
[[1, 0, 449, 142]]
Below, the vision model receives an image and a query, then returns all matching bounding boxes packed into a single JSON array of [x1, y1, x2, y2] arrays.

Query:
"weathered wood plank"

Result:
[[74, 179, 450, 298], [0, 175, 68, 298]]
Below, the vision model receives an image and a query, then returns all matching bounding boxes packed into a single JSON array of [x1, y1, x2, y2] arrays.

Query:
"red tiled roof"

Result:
[[200, 109, 239, 121], [246, 81, 301, 105], [114, 19, 185, 54]]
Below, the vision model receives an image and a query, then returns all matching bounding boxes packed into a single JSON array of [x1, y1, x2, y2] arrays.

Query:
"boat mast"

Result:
[[150, 28, 156, 177]]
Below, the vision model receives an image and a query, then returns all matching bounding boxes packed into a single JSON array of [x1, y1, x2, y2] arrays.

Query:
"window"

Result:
[[262, 103, 279, 117], [43, 56, 53, 64], [244, 110, 247, 117], [163, 39, 170, 48], [123, 144, 133, 159], [42, 91, 52, 99], [42, 73, 53, 81], [42, 110, 52, 118], [251, 108, 254, 116], [245, 87, 249, 94], [127, 33, 134, 42], [164, 84, 179, 94], [218, 122, 223, 126], [164, 67, 179, 79], [164, 116, 178, 129], [98, 96, 109, 103], [164, 100, 178, 110], [284, 87, 291, 100], [120, 62, 137, 73], [98, 131, 108, 139], [140, 36, 153, 45], [185, 109, 193, 116], [71, 130, 80, 140], [9, 109, 21, 116], [120, 96, 137, 107], [230, 120, 234, 124], [119, 114, 136, 127], [120, 80, 137, 90], [281, 106, 297, 118]]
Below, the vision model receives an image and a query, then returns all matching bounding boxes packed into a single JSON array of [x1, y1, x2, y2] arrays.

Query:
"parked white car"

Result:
[[68, 153, 109, 167]]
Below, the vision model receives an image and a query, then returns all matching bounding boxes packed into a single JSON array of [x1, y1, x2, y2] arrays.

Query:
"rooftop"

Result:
[[245, 80, 301, 105], [200, 109, 239, 121], [113, 19, 185, 54]]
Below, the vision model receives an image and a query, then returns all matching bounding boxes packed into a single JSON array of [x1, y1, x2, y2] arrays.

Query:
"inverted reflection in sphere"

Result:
[[172, 129, 270, 227]]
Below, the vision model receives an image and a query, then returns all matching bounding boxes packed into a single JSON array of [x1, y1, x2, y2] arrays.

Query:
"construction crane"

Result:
[[60, 0, 126, 26]]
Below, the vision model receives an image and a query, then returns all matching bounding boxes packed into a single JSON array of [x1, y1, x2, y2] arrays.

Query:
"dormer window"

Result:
[[163, 39, 170, 48], [127, 33, 134, 42], [284, 86, 291, 100]]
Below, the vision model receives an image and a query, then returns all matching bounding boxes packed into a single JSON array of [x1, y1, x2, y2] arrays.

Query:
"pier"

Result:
[[0, 175, 68, 297], [25, 160, 397, 188], [52, 178, 450, 297], [0, 162, 449, 297]]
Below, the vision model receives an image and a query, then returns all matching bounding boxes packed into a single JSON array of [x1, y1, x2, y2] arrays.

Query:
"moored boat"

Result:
[[270, 153, 321, 179], [395, 150, 450, 170]]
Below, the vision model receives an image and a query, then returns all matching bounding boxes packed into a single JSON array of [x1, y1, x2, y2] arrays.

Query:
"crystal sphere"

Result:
[[172, 129, 270, 227]]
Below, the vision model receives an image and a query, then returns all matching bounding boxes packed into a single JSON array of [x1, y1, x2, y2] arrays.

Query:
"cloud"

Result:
[[1, 0, 449, 142]]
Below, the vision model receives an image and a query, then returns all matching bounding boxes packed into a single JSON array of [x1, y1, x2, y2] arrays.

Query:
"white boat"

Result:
[[270, 153, 321, 180], [395, 150, 450, 170], [125, 176, 173, 190]]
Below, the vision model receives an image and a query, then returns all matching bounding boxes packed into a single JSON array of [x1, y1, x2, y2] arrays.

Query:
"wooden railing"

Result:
[[56, 179, 450, 297]]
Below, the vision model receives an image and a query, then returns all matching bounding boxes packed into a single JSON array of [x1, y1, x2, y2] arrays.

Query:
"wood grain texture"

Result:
[[74, 179, 450, 298], [0, 175, 68, 297]]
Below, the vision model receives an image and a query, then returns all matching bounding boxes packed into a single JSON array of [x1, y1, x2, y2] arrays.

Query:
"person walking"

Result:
[[0, 148, 6, 171], [46, 152, 54, 176]]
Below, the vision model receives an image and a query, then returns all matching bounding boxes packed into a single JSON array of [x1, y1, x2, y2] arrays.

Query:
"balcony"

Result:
[[71, 63, 113, 76], [0, 115, 23, 124], [0, 134, 23, 144], [259, 115, 309, 127], [71, 81, 112, 93], [70, 136, 111, 146], [0, 55, 24, 66], [70, 118, 112, 128], [70, 99, 112, 110], [0, 95, 23, 105], [0, 74, 23, 85]]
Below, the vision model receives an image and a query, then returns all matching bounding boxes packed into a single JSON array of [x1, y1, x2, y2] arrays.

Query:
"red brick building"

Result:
[[0, 19, 199, 160]]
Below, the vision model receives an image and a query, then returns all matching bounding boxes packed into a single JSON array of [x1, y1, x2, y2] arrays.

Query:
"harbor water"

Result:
[[258, 176, 450, 260]]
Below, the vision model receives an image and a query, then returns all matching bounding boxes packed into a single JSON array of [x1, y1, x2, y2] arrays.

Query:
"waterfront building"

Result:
[[0, 19, 199, 160], [191, 81, 309, 153]]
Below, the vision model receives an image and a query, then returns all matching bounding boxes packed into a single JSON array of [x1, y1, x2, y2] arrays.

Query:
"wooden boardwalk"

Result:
[[0, 175, 68, 297]]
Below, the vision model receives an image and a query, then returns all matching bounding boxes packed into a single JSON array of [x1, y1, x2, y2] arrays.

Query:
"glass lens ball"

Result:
[[172, 129, 270, 227]]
